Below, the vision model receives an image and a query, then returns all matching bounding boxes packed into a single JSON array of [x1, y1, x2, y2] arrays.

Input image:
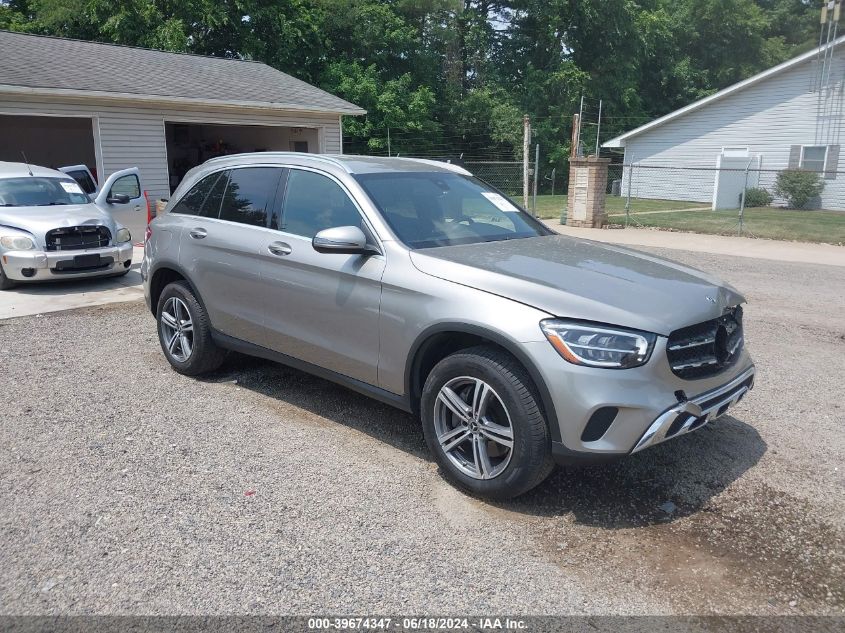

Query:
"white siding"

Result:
[[622, 47, 845, 210], [0, 95, 343, 200]]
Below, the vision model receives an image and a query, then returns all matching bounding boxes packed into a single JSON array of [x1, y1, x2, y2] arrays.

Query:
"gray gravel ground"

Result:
[[0, 248, 842, 616]]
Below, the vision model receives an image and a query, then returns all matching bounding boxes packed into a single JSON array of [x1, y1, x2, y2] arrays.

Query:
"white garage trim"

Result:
[[0, 84, 366, 116]]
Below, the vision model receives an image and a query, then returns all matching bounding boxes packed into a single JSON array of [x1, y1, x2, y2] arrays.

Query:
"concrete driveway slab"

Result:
[[0, 246, 144, 320]]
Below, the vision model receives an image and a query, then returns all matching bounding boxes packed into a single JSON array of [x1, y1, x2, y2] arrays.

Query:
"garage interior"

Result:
[[0, 114, 96, 175], [164, 122, 319, 192]]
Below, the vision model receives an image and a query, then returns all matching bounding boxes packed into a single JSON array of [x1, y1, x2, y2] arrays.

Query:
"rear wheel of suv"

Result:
[[421, 345, 554, 500], [156, 280, 226, 375]]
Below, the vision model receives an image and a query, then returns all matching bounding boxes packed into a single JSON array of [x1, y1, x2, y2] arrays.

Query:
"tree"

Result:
[[0, 0, 826, 172]]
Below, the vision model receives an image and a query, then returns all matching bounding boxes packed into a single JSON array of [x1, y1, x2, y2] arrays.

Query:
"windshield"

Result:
[[354, 172, 552, 248], [0, 177, 90, 207]]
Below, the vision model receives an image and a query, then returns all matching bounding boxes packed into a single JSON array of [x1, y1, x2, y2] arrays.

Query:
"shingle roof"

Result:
[[0, 30, 365, 115]]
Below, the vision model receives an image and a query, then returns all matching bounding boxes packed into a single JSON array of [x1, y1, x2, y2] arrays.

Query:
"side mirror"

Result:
[[106, 193, 131, 204], [312, 226, 373, 255]]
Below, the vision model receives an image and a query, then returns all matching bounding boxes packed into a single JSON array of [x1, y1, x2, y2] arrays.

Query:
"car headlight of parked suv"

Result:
[[540, 320, 657, 369], [0, 235, 35, 250], [116, 228, 132, 243]]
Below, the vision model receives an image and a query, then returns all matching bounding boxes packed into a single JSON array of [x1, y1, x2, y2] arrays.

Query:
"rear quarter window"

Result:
[[170, 172, 226, 217]]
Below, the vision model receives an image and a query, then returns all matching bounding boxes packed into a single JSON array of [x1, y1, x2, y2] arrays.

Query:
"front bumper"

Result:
[[521, 337, 756, 462], [1, 242, 133, 281], [631, 365, 755, 453]]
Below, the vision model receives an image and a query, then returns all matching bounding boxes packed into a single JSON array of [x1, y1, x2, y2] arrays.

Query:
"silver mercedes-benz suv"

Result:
[[142, 153, 755, 499]]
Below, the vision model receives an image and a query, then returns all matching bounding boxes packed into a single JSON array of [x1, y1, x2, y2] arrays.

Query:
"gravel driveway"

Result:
[[0, 248, 842, 616]]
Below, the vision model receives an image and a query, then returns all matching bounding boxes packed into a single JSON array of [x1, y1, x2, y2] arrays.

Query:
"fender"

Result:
[[404, 322, 562, 443], [146, 259, 209, 316]]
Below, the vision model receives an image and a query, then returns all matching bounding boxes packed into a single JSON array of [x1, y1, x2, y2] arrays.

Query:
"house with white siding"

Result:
[[604, 36, 844, 211], [0, 30, 364, 203]]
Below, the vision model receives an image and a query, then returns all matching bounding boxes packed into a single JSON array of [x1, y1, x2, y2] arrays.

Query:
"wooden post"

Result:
[[523, 114, 530, 209], [571, 114, 580, 159]]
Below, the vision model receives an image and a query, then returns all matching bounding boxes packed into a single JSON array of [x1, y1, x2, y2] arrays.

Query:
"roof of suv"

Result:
[[0, 161, 67, 179], [200, 153, 472, 176]]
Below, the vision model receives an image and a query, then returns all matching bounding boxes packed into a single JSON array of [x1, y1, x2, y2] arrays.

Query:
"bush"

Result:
[[774, 169, 825, 209], [743, 187, 773, 207]]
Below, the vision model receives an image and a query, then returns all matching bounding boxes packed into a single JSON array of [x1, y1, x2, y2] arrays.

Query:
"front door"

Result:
[[93, 168, 146, 241], [258, 167, 384, 385]]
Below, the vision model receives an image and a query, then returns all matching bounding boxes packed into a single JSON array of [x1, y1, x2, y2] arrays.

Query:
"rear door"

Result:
[[93, 168, 146, 241], [258, 167, 384, 384], [58, 165, 98, 195], [177, 166, 284, 344]]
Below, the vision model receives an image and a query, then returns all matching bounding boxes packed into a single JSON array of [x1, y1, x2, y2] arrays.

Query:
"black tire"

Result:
[[421, 345, 554, 500], [156, 280, 226, 375], [0, 263, 16, 290]]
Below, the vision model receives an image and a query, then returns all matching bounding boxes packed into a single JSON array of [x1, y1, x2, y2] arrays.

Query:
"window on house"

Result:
[[800, 146, 827, 172]]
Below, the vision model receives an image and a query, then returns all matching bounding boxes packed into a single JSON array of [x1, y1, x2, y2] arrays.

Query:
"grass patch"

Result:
[[618, 207, 845, 245], [530, 195, 845, 245]]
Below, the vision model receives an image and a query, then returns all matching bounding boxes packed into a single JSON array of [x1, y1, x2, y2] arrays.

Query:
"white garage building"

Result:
[[604, 35, 844, 210], [0, 30, 364, 201]]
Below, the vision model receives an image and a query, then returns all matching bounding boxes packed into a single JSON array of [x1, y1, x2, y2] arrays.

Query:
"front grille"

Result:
[[667, 306, 744, 379], [46, 225, 111, 251]]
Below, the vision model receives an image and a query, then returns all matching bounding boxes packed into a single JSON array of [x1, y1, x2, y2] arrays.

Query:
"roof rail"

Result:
[[395, 157, 472, 175], [201, 152, 352, 172]]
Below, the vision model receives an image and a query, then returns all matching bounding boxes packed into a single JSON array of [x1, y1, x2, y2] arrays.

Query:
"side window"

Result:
[[110, 174, 140, 199], [170, 172, 223, 216], [219, 167, 281, 228], [800, 146, 827, 172], [281, 169, 363, 238], [67, 170, 97, 195]]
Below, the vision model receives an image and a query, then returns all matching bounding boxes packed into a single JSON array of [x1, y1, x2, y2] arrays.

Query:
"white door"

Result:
[[712, 151, 760, 210], [93, 168, 146, 242]]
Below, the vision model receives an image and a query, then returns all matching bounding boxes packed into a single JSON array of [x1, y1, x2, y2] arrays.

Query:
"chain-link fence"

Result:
[[562, 163, 844, 243], [463, 161, 528, 196]]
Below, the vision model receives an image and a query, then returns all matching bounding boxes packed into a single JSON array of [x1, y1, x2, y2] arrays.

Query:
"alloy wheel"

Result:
[[160, 297, 194, 362], [433, 376, 514, 480]]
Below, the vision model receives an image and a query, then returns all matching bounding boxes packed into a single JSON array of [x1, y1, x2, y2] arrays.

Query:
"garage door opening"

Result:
[[0, 114, 96, 177], [164, 122, 319, 193]]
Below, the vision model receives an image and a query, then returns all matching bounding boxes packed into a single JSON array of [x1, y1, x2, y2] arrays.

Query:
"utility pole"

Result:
[[571, 114, 580, 159], [577, 95, 584, 157], [523, 114, 530, 209], [387, 127, 391, 157], [532, 143, 539, 214], [594, 99, 603, 157]]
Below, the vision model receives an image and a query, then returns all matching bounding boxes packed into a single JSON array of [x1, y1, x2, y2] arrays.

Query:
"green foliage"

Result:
[[743, 187, 773, 207], [0, 0, 823, 172], [774, 170, 825, 209]]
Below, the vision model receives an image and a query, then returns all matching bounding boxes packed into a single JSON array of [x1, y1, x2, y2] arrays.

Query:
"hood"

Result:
[[0, 204, 117, 247], [410, 235, 745, 336]]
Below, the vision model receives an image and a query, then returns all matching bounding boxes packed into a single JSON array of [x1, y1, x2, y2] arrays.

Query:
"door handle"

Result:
[[134, 205, 142, 212], [189, 228, 207, 239], [268, 241, 292, 256]]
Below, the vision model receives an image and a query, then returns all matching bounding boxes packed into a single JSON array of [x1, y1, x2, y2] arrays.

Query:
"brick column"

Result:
[[565, 156, 610, 228]]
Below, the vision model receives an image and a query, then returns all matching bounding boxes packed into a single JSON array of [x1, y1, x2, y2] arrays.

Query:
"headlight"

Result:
[[540, 320, 657, 369], [116, 228, 132, 243], [0, 235, 35, 250]]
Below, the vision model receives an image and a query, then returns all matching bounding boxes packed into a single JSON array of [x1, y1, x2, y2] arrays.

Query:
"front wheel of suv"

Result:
[[421, 345, 554, 500], [156, 280, 226, 375]]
